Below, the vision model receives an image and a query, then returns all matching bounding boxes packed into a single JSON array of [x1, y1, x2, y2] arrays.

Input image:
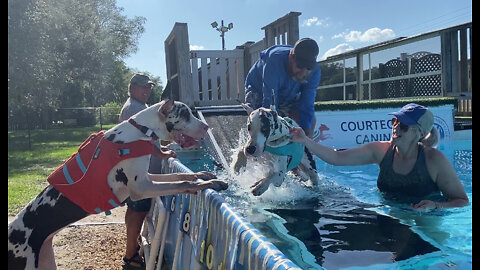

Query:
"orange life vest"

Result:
[[47, 130, 155, 214]]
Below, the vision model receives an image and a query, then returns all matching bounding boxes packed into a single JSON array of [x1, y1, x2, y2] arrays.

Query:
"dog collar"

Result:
[[128, 118, 159, 141]]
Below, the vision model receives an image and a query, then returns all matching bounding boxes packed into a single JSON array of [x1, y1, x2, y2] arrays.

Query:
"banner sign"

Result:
[[313, 104, 454, 149]]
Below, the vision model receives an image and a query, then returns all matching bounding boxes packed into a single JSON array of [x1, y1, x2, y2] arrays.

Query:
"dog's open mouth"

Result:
[[174, 132, 201, 149]]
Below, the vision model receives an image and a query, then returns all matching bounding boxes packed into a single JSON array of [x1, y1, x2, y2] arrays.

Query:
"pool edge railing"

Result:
[[141, 157, 302, 270]]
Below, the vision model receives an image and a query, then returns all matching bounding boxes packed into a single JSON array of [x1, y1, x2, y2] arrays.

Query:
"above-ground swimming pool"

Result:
[[177, 130, 472, 269]]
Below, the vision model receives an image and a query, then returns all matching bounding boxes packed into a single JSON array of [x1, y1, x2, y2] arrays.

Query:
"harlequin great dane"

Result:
[[233, 104, 320, 196], [8, 98, 228, 270]]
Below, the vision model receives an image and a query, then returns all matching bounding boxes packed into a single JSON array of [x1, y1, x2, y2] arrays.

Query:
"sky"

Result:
[[116, 0, 471, 84]]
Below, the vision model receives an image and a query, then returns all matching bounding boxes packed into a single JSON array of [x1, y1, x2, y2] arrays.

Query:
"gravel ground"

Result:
[[53, 206, 130, 270], [53, 224, 127, 270]]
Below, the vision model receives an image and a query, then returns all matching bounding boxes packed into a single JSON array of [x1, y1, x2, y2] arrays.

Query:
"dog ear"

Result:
[[241, 103, 254, 115], [269, 91, 276, 112], [161, 80, 175, 101], [271, 110, 278, 119], [158, 99, 174, 118]]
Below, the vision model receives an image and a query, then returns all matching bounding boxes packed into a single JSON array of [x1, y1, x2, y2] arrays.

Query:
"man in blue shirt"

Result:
[[245, 38, 321, 137]]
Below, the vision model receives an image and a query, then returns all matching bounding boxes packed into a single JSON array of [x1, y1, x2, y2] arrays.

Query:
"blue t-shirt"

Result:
[[245, 45, 321, 130]]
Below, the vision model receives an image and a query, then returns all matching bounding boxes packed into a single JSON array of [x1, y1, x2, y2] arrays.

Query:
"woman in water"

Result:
[[290, 103, 469, 210]]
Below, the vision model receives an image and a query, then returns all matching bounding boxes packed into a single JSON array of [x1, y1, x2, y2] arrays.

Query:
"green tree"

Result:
[[8, 0, 146, 129]]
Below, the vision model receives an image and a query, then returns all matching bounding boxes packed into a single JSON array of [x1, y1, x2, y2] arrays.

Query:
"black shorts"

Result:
[[126, 197, 152, 212]]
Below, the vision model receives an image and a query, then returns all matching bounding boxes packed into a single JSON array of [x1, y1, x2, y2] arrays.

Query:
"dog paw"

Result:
[[233, 150, 247, 173], [271, 175, 285, 187], [310, 175, 321, 186], [233, 162, 245, 174], [195, 171, 217, 180], [250, 179, 269, 196], [208, 179, 229, 191]]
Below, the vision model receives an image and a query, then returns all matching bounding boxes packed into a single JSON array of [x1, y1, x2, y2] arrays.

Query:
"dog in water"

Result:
[[233, 104, 320, 196], [8, 95, 228, 270]]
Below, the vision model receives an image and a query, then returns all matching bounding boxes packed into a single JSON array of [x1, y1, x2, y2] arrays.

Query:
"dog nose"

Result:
[[202, 123, 209, 131], [245, 145, 256, 155]]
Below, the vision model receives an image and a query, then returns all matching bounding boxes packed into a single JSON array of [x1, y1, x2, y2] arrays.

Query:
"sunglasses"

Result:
[[392, 118, 411, 132], [140, 84, 153, 90], [292, 54, 312, 71]]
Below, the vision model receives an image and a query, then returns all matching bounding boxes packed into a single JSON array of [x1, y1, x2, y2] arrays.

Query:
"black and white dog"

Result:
[[233, 104, 320, 196], [8, 98, 228, 270]]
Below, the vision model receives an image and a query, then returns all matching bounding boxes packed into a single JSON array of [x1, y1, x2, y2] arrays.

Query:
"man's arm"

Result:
[[260, 62, 280, 109], [297, 67, 321, 134], [260, 53, 288, 109]]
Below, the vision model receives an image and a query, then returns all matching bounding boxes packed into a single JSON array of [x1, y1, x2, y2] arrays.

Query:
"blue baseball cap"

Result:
[[388, 103, 434, 135]]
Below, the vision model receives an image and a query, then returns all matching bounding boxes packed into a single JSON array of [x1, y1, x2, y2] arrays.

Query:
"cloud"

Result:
[[190, 45, 205, 50], [332, 33, 344, 40], [301, 17, 330, 27], [321, 43, 354, 60], [333, 27, 395, 42]]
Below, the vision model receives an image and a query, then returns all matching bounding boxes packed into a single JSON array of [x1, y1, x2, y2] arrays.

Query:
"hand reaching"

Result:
[[153, 145, 177, 160], [289, 126, 307, 143]]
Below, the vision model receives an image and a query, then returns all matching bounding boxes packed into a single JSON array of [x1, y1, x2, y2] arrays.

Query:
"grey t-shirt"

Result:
[[119, 97, 148, 122], [119, 97, 163, 174]]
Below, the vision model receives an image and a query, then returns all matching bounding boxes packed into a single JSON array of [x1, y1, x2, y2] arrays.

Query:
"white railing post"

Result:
[[144, 198, 167, 270]]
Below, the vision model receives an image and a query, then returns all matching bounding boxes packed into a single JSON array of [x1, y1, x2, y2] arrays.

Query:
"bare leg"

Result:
[[124, 207, 147, 267], [38, 233, 57, 270]]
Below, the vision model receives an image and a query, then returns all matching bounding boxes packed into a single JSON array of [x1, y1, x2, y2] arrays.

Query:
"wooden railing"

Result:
[[189, 50, 245, 106], [317, 22, 472, 116], [165, 12, 301, 108]]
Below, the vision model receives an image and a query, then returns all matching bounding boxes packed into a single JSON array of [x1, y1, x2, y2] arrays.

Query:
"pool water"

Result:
[[177, 135, 472, 269]]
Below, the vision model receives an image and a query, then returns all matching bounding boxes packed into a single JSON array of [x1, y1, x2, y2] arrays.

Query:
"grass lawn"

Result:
[[8, 124, 115, 215]]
